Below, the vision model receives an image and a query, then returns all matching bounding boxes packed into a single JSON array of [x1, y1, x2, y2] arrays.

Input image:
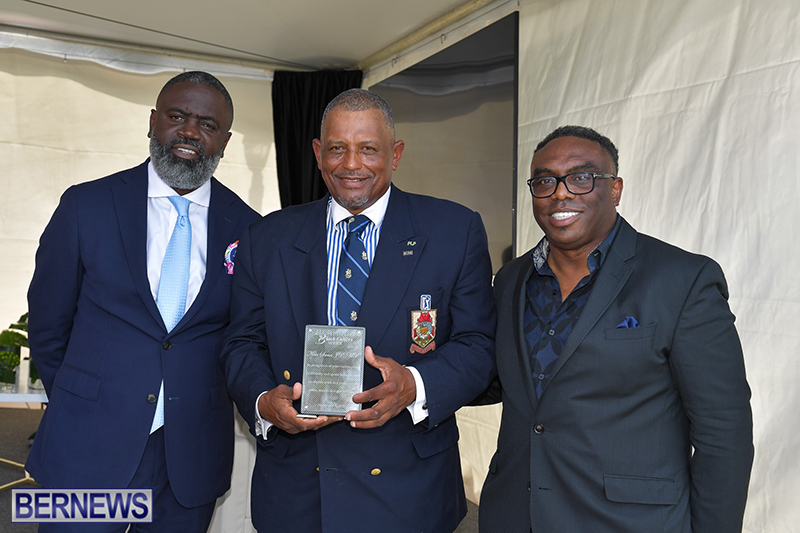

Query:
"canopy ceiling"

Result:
[[0, 0, 473, 70]]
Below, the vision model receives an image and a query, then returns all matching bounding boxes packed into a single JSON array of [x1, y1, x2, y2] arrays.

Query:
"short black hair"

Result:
[[321, 88, 394, 137], [159, 71, 234, 122], [534, 125, 619, 174]]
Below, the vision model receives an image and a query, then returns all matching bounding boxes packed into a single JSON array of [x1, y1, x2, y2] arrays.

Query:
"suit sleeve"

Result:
[[219, 224, 278, 434], [668, 259, 754, 532], [27, 186, 83, 396], [413, 210, 497, 426]]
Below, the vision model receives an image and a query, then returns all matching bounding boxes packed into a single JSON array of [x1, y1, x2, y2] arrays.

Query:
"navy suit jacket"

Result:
[[221, 186, 496, 532], [26, 161, 260, 508], [479, 217, 753, 533]]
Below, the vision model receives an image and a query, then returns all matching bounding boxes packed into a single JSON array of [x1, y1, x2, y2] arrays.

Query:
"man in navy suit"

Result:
[[478, 126, 753, 532], [26, 71, 260, 531], [221, 89, 496, 532]]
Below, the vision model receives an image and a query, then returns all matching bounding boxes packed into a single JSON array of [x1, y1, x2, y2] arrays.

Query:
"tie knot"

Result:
[[346, 215, 370, 237], [168, 195, 191, 218]]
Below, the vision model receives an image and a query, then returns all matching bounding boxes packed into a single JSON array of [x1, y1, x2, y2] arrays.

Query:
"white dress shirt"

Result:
[[146, 161, 209, 308]]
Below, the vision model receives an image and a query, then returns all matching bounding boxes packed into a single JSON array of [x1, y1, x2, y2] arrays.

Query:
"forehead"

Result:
[[156, 82, 231, 128], [321, 108, 392, 143], [531, 136, 614, 174]]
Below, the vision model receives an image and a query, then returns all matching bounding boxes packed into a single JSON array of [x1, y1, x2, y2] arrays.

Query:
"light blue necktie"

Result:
[[337, 215, 371, 326], [151, 195, 192, 433]]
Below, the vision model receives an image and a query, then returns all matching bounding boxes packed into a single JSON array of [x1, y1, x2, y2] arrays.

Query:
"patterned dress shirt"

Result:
[[524, 216, 621, 398]]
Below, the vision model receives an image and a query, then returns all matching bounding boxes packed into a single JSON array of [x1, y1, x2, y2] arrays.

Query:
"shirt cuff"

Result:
[[254, 391, 273, 439], [405, 366, 429, 424]]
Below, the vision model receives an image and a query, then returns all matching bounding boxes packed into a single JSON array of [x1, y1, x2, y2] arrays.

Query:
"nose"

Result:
[[552, 178, 574, 200], [343, 148, 360, 170], [178, 118, 201, 140]]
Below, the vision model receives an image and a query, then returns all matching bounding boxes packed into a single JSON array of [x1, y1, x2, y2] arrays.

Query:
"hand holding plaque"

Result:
[[345, 346, 417, 429], [300, 325, 366, 417]]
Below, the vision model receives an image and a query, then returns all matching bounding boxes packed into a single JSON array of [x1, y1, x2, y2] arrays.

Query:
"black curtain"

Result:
[[272, 70, 364, 207]]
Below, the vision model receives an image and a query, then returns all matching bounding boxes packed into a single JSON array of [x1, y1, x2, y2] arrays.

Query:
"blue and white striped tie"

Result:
[[337, 215, 371, 326], [151, 195, 191, 433]]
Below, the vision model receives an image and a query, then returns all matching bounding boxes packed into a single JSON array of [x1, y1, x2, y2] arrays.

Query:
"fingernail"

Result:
[[345, 414, 350, 421], [351, 421, 356, 428]]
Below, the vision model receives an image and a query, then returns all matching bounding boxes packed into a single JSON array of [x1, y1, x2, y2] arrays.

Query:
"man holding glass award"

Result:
[[221, 89, 496, 532]]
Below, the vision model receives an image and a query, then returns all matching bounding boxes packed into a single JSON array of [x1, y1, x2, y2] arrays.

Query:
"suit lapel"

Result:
[[360, 187, 425, 348], [112, 162, 164, 329], [282, 198, 329, 341], [175, 178, 242, 333], [548, 219, 637, 382], [512, 258, 539, 409]]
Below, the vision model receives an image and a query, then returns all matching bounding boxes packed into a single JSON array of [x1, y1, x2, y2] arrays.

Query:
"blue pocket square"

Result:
[[616, 316, 640, 328]]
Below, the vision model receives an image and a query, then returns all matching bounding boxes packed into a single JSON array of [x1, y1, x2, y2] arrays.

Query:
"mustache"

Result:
[[167, 137, 205, 157]]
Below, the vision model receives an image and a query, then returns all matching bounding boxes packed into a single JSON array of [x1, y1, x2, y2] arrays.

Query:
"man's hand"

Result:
[[258, 382, 341, 434], [346, 346, 417, 429]]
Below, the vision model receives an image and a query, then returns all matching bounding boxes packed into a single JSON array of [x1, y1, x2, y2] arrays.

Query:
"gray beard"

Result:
[[149, 135, 221, 190], [335, 194, 370, 209]]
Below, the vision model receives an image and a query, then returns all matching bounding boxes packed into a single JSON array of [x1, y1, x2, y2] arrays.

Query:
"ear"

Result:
[[612, 177, 623, 206], [148, 109, 156, 138], [312, 138, 323, 169], [220, 131, 232, 159], [392, 140, 405, 171]]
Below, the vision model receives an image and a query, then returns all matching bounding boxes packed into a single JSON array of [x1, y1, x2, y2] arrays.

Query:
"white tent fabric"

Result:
[[507, 0, 799, 531], [0, 29, 274, 80]]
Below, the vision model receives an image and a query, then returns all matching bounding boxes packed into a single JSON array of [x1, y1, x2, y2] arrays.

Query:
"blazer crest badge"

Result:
[[410, 294, 436, 354]]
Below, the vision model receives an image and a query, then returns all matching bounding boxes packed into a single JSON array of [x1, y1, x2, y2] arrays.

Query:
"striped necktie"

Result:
[[337, 214, 371, 326]]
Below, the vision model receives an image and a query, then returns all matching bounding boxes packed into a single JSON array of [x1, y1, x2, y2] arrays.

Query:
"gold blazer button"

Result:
[[370, 468, 381, 476], [283, 370, 290, 380]]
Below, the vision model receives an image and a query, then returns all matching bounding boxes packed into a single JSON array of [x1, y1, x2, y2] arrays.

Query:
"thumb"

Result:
[[364, 345, 382, 369], [291, 381, 303, 400]]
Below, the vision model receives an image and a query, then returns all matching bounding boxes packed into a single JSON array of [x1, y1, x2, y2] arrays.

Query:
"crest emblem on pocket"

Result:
[[410, 295, 436, 354]]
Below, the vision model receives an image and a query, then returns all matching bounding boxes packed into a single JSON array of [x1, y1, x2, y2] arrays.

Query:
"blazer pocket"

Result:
[[410, 419, 459, 459], [604, 323, 657, 340], [604, 474, 679, 505], [55, 364, 101, 401]]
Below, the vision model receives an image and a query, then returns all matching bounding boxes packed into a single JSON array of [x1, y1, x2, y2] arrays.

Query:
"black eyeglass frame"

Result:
[[526, 172, 617, 198]]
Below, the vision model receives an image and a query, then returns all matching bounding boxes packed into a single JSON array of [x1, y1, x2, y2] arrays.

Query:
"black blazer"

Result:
[[480, 217, 753, 533]]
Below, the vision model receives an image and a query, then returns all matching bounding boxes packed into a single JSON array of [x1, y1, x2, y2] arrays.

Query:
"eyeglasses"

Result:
[[527, 172, 617, 198]]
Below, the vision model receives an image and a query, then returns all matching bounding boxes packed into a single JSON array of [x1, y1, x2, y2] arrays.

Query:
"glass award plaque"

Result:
[[300, 325, 365, 417]]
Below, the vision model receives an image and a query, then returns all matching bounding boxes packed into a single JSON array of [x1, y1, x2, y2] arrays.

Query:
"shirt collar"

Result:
[[147, 160, 212, 207], [328, 186, 392, 228], [532, 214, 621, 273]]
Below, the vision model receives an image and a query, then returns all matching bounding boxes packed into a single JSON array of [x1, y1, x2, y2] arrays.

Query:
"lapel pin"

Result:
[[224, 240, 239, 274]]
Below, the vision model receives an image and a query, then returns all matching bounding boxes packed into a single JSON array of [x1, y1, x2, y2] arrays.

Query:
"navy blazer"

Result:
[[26, 161, 260, 508], [479, 217, 753, 533], [221, 186, 496, 532]]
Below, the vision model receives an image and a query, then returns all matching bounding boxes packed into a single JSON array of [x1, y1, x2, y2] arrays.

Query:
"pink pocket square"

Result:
[[224, 240, 239, 274]]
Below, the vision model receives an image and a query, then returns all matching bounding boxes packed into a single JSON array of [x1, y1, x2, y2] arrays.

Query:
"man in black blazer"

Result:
[[479, 126, 753, 532], [27, 72, 259, 531], [221, 89, 496, 532]]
